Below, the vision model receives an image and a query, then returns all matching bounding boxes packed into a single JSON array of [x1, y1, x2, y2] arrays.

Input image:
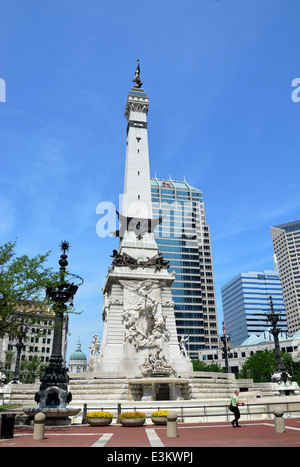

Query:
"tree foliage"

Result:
[[236, 349, 300, 385], [3, 354, 46, 384], [20, 356, 47, 384], [192, 359, 224, 373], [0, 240, 59, 337]]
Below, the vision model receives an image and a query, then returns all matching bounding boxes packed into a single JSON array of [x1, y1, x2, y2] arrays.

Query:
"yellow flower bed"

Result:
[[119, 411, 146, 419], [151, 410, 170, 417], [87, 411, 114, 419]]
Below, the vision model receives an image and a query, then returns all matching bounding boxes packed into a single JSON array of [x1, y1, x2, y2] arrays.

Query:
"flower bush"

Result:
[[87, 411, 114, 419], [151, 410, 169, 418], [119, 411, 146, 420]]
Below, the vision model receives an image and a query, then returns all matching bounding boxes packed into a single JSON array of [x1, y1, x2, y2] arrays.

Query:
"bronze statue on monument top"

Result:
[[132, 58, 143, 88]]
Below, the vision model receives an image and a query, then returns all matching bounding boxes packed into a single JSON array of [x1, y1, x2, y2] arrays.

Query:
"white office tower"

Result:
[[271, 220, 300, 336], [95, 62, 192, 379]]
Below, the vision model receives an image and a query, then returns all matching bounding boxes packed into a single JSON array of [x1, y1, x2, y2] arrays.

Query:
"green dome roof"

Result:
[[69, 340, 87, 361]]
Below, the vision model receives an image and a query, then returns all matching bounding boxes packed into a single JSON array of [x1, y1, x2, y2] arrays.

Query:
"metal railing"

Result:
[[80, 400, 300, 424]]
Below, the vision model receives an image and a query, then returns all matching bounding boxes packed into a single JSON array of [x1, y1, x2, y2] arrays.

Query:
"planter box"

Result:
[[151, 416, 167, 425], [120, 418, 145, 427], [86, 417, 112, 426]]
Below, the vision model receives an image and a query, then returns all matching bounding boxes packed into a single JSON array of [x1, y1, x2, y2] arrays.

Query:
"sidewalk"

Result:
[[1, 418, 300, 448]]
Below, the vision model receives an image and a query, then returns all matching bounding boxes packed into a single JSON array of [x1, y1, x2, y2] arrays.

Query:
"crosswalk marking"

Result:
[[145, 428, 164, 447], [91, 433, 113, 447]]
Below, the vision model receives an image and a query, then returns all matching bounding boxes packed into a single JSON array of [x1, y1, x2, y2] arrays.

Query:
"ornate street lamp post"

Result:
[[220, 321, 230, 373], [35, 241, 83, 408], [265, 296, 286, 373], [265, 295, 290, 386]]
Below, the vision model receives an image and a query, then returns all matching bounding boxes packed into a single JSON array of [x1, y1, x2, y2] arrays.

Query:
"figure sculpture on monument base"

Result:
[[87, 334, 101, 372], [139, 350, 176, 377]]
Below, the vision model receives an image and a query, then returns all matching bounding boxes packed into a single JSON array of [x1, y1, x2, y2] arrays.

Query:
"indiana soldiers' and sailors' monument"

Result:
[[93, 61, 193, 384]]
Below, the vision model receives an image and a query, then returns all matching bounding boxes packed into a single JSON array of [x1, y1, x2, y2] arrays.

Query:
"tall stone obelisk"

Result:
[[96, 61, 192, 379]]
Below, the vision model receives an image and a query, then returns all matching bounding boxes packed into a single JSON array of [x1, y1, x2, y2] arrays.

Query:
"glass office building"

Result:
[[151, 177, 219, 357], [221, 270, 288, 346]]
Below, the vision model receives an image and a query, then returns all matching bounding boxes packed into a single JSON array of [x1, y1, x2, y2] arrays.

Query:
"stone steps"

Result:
[[189, 377, 235, 400], [9, 375, 237, 406], [70, 388, 125, 394], [68, 378, 128, 402], [10, 384, 38, 406]]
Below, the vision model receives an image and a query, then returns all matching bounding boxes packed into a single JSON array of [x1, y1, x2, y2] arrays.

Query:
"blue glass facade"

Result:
[[221, 270, 288, 346], [151, 178, 219, 357]]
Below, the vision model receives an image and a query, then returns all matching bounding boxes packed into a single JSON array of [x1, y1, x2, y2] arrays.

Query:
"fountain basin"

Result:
[[23, 407, 81, 426], [128, 377, 191, 401]]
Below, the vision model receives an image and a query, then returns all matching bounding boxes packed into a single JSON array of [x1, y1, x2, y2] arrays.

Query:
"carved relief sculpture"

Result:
[[121, 279, 170, 352], [139, 350, 176, 377]]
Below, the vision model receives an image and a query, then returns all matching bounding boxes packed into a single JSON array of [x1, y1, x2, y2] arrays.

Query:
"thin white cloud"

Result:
[[0, 198, 16, 235]]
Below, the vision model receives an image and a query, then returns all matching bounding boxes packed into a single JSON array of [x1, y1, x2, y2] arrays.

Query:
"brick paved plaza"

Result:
[[1, 419, 300, 449]]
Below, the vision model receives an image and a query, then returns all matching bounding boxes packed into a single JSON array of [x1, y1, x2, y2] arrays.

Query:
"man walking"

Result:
[[230, 390, 244, 427]]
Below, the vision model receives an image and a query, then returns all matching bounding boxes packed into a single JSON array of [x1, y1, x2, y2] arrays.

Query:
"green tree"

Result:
[[281, 352, 300, 386], [3, 350, 14, 382], [237, 349, 300, 385], [192, 359, 224, 373], [20, 356, 46, 383], [0, 240, 59, 337], [237, 349, 275, 382]]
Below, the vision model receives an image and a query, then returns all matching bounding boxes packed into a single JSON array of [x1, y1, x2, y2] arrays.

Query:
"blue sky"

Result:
[[1, 0, 300, 361]]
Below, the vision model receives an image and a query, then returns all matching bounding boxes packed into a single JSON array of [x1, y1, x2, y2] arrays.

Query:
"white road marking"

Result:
[[91, 433, 113, 447], [145, 428, 164, 447]]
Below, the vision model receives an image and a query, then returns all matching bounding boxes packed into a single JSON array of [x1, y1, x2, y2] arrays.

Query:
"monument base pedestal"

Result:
[[98, 259, 193, 380]]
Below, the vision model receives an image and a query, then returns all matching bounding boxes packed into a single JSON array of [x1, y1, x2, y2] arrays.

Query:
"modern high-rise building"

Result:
[[221, 270, 288, 346], [150, 177, 219, 357], [271, 220, 300, 336]]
